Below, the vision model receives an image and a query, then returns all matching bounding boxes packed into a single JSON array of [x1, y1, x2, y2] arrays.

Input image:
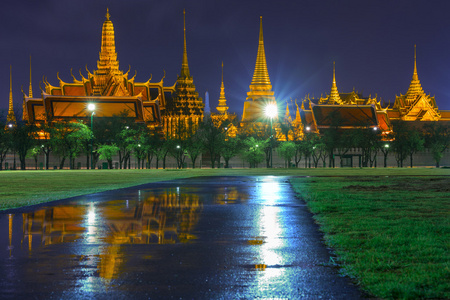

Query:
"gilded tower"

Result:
[[319, 62, 342, 105], [241, 16, 276, 122], [390, 45, 440, 121], [164, 10, 203, 136], [216, 62, 229, 114], [7, 65, 16, 125]]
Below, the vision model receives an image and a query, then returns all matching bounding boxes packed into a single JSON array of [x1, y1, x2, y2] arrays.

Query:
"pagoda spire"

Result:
[[217, 61, 228, 114], [404, 45, 424, 104], [180, 9, 191, 78], [7, 65, 16, 125], [97, 8, 119, 73], [29, 55, 33, 98], [329, 62, 342, 104], [248, 16, 272, 95]]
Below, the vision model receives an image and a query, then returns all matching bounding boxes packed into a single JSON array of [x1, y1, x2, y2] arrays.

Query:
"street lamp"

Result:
[[264, 103, 278, 168], [88, 103, 95, 170]]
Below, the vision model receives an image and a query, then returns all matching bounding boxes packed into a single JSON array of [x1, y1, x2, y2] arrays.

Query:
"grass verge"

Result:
[[290, 176, 450, 299], [0, 167, 449, 210]]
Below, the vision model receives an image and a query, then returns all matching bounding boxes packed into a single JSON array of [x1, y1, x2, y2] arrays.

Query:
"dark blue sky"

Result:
[[1, 0, 450, 118]]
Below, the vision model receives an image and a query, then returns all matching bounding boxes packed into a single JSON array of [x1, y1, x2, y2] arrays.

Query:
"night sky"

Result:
[[2, 0, 450, 119]]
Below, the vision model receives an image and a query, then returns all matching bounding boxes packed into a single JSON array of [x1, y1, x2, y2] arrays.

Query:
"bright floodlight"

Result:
[[373, 126, 378, 131], [264, 103, 278, 119], [8, 124, 13, 128], [306, 126, 311, 131], [88, 103, 96, 111], [384, 144, 389, 148]]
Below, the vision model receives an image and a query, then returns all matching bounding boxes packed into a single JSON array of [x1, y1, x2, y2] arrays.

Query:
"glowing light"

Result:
[[306, 126, 310, 131], [373, 126, 378, 131], [384, 144, 390, 148], [88, 103, 96, 111], [8, 123, 13, 128], [264, 103, 278, 119]]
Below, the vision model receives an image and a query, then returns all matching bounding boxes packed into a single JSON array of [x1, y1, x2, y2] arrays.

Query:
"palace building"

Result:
[[22, 9, 202, 135]]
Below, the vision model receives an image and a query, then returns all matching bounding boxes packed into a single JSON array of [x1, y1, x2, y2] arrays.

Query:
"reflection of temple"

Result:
[[22, 9, 203, 135], [12, 189, 201, 279]]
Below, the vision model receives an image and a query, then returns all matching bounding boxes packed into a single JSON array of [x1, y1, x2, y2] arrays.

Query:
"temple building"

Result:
[[301, 62, 391, 134], [163, 10, 204, 137], [241, 16, 277, 123], [387, 46, 450, 121], [22, 9, 190, 133]]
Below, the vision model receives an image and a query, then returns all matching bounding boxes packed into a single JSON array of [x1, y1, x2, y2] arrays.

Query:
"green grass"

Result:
[[0, 167, 449, 210], [290, 175, 450, 299]]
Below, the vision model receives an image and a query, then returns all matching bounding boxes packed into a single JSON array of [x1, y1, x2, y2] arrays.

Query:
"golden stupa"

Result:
[[241, 16, 277, 122]]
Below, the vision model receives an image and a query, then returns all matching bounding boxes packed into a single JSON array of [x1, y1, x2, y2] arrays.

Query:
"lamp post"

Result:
[[264, 103, 278, 168], [88, 103, 95, 170]]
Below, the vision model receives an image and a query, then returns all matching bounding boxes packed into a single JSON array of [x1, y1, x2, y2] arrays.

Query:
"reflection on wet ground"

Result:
[[0, 176, 365, 299]]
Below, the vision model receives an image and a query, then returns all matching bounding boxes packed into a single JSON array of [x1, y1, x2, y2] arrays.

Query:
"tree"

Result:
[[52, 121, 92, 169], [391, 121, 410, 167], [276, 141, 296, 168], [11, 121, 38, 170], [406, 130, 424, 168], [26, 146, 41, 170], [353, 126, 382, 167], [423, 123, 450, 168], [97, 144, 119, 169], [221, 136, 243, 168], [0, 122, 12, 170], [198, 118, 225, 168], [242, 137, 266, 168], [185, 130, 203, 168]]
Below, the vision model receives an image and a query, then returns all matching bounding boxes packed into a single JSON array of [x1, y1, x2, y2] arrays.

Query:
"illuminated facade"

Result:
[[302, 62, 391, 134], [241, 16, 277, 123], [22, 9, 180, 131]]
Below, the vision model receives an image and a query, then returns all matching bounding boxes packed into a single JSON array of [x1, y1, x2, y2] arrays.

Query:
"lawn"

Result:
[[290, 175, 450, 299], [0, 167, 449, 210]]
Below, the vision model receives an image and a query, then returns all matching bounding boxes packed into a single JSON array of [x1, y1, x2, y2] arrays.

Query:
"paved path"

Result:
[[0, 176, 367, 299]]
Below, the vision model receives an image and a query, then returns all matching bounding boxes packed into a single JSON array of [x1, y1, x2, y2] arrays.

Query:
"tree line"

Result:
[[0, 114, 449, 170]]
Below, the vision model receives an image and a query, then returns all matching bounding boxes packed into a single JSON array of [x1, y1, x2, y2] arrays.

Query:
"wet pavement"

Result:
[[0, 176, 366, 299]]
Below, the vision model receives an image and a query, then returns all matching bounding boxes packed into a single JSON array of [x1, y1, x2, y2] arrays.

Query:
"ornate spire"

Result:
[[97, 8, 119, 73], [285, 101, 291, 121], [405, 45, 424, 104], [248, 16, 272, 94], [29, 55, 33, 98], [217, 61, 228, 114], [329, 62, 342, 104], [180, 9, 191, 78], [7, 65, 16, 124]]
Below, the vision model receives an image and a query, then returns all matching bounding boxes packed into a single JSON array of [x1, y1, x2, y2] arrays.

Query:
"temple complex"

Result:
[[241, 17, 277, 123], [387, 46, 450, 121]]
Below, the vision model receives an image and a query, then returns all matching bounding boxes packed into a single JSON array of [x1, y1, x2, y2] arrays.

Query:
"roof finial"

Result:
[[221, 61, 224, 83], [329, 61, 341, 104], [259, 16, 264, 43], [180, 9, 190, 77], [29, 55, 33, 98], [333, 61, 336, 84], [413, 44, 418, 80], [106, 8, 110, 20]]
